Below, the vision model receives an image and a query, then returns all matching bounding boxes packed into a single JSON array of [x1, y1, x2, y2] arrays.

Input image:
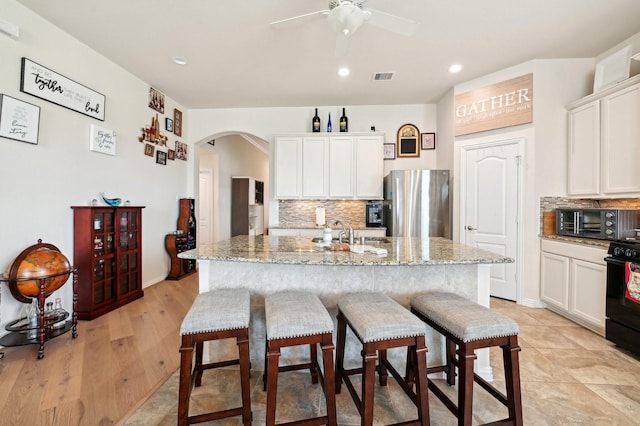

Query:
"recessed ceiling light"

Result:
[[338, 67, 350, 77], [449, 64, 463, 73], [172, 56, 188, 65]]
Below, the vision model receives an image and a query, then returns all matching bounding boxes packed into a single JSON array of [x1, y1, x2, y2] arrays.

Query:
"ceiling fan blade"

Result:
[[270, 10, 329, 29], [335, 34, 348, 58], [364, 8, 418, 36]]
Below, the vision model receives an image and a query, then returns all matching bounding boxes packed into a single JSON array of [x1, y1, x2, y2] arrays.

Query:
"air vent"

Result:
[[373, 72, 394, 81]]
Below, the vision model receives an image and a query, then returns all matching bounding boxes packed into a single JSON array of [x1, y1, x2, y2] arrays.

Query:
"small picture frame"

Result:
[[421, 133, 435, 150], [148, 87, 165, 113], [175, 140, 188, 160], [144, 143, 155, 157], [168, 149, 175, 160], [397, 123, 420, 158], [0, 94, 40, 145], [165, 117, 173, 132], [383, 143, 396, 160], [174, 108, 182, 137], [156, 150, 167, 165]]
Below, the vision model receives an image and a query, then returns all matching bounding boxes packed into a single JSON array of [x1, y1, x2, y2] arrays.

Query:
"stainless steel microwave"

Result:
[[555, 208, 640, 240]]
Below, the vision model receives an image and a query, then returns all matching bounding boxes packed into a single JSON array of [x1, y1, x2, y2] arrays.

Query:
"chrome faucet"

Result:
[[333, 220, 354, 245]]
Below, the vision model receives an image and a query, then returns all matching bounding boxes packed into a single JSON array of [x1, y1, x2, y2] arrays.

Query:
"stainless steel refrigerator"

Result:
[[383, 170, 451, 238]]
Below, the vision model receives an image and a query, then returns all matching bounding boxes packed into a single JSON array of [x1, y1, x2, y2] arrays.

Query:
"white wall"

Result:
[[0, 1, 190, 332], [450, 58, 593, 306], [188, 104, 438, 226]]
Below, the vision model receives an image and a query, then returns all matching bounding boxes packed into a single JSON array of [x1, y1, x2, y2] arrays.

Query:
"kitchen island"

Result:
[[179, 236, 513, 379]]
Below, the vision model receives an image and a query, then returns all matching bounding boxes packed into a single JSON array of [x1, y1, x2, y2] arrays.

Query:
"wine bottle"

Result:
[[312, 108, 321, 133], [339, 107, 348, 132], [327, 113, 332, 132]]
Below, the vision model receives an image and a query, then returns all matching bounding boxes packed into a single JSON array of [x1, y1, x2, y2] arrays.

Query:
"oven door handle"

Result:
[[605, 257, 628, 266]]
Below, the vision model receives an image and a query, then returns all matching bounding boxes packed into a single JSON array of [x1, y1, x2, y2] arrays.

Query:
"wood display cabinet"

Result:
[[71, 206, 145, 320], [165, 198, 197, 280]]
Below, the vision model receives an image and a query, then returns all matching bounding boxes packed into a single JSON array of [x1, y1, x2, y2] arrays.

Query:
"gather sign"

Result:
[[454, 73, 533, 136]]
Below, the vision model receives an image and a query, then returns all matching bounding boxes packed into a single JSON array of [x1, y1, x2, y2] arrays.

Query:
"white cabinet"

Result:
[[567, 75, 640, 197], [329, 136, 355, 198], [274, 133, 383, 200], [540, 239, 606, 335], [302, 136, 329, 198], [274, 136, 302, 198]]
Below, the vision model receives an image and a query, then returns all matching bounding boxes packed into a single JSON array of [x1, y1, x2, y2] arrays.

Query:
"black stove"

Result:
[[605, 240, 640, 355]]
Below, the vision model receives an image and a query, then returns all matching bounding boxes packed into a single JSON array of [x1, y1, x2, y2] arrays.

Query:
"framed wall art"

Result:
[[383, 143, 396, 160], [168, 149, 175, 160], [156, 150, 167, 165], [421, 132, 435, 150], [21, 58, 105, 121], [0, 94, 40, 144], [148, 87, 164, 113], [174, 108, 182, 137], [397, 123, 420, 158], [175, 140, 187, 160], [165, 117, 173, 132], [144, 143, 155, 157], [90, 124, 116, 155]]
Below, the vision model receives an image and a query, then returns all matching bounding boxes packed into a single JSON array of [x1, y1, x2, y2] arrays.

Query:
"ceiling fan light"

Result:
[[328, 4, 364, 36]]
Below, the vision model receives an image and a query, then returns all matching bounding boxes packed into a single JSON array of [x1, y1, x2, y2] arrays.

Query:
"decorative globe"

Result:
[[4, 240, 71, 303]]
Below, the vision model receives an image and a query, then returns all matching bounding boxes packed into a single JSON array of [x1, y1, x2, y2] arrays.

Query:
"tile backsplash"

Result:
[[278, 200, 369, 227]]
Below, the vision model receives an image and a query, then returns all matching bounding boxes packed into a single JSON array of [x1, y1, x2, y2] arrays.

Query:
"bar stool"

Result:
[[335, 292, 430, 426], [178, 288, 252, 426], [263, 290, 337, 426], [410, 292, 523, 426]]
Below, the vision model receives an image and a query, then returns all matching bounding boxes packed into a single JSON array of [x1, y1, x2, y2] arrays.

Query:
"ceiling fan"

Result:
[[270, 0, 419, 57]]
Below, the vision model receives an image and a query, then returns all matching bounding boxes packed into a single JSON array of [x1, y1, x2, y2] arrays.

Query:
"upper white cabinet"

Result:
[[567, 75, 640, 197], [274, 133, 384, 200]]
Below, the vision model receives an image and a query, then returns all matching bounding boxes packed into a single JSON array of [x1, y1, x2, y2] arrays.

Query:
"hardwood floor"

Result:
[[0, 275, 198, 426]]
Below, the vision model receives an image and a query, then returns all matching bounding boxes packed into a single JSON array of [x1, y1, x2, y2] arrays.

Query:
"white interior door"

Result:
[[198, 168, 213, 245], [463, 140, 521, 301]]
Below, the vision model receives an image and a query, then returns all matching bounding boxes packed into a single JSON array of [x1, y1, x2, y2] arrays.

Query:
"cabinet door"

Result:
[[355, 135, 383, 199], [274, 137, 302, 199], [567, 101, 600, 196], [302, 136, 329, 197], [570, 259, 606, 330], [329, 136, 354, 198], [540, 251, 570, 311], [602, 83, 640, 194]]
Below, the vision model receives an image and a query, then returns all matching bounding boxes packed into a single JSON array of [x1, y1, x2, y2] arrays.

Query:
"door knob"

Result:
[[466, 225, 477, 230]]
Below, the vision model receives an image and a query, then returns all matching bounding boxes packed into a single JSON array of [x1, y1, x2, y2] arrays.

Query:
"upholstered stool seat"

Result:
[[178, 288, 252, 426], [410, 292, 523, 426], [263, 290, 337, 426], [336, 292, 430, 426]]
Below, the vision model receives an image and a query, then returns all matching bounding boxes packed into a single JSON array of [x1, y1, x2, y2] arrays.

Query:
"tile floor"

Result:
[[124, 298, 640, 425]]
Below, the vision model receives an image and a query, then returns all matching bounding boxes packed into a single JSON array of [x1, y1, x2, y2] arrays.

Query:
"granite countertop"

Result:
[[540, 234, 611, 248], [179, 236, 513, 266], [270, 223, 384, 230]]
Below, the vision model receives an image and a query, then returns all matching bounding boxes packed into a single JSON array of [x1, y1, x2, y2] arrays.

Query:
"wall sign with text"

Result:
[[0, 94, 40, 145], [454, 73, 533, 136], [20, 57, 106, 121], [90, 124, 116, 155]]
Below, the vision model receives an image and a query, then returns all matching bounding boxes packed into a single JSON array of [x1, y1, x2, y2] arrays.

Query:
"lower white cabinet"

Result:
[[540, 239, 606, 335]]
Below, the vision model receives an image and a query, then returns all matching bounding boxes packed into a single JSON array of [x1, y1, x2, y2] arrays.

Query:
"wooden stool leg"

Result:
[[503, 336, 523, 426], [194, 341, 204, 387], [310, 342, 319, 384], [414, 336, 430, 426], [335, 311, 347, 394], [263, 336, 268, 392], [446, 338, 456, 386], [361, 345, 378, 426], [377, 349, 388, 386], [457, 347, 476, 426], [238, 333, 252, 426], [266, 342, 281, 426], [177, 337, 194, 426], [321, 335, 338, 426]]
